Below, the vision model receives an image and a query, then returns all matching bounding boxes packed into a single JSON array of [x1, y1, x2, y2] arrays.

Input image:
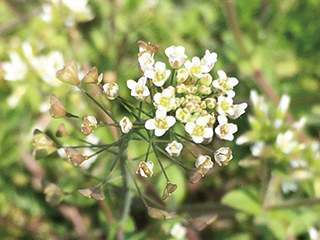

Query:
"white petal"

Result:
[[127, 80, 136, 90], [212, 80, 221, 89], [278, 94, 290, 114], [217, 115, 228, 125], [215, 126, 222, 138], [185, 122, 195, 134], [156, 110, 166, 118], [226, 90, 235, 98], [153, 93, 161, 104], [165, 70, 171, 80], [144, 70, 155, 79], [155, 61, 165, 71], [223, 133, 234, 141], [192, 136, 204, 143], [196, 117, 207, 126], [184, 61, 192, 71], [145, 119, 156, 130], [154, 80, 165, 87], [166, 116, 176, 128], [203, 127, 213, 138], [165, 46, 174, 57], [142, 86, 150, 96], [228, 123, 238, 134], [138, 76, 147, 86], [155, 128, 166, 137], [217, 70, 227, 79], [228, 77, 239, 87], [192, 57, 200, 64]]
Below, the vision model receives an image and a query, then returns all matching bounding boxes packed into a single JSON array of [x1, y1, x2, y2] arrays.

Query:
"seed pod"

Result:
[[50, 94, 67, 118], [64, 148, 86, 166], [82, 67, 98, 84], [162, 182, 178, 200], [56, 59, 80, 86]]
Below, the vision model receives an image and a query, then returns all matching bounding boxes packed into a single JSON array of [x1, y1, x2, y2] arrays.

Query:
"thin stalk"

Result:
[[156, 146, 190, 171], [264, 198, 320, 210], [116, 98, 140, 121], [138, 101, 143, 120], [174, 135, 198, 159], [152, 142, 170, 183], [144, 137, 153, 162], [118, 96, 154, 118], [174, 132, 213, 153]]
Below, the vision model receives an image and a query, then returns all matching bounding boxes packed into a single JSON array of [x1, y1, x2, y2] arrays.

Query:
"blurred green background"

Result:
[[1, 0, 320, 239]]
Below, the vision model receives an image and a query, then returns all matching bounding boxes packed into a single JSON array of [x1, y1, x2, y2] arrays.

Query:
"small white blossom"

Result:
[[138, 52, 155, 72], [3, 53, 27, 81], [153, 88, 176, 112], [214, 147, 233, 166], [195, 155, 214, 176], [273, 119, 283, 128], [144, 61, 171, 87], [176, 68, 189, 83], [136, 161, 154, 177], [119, 116, 133, 134], [309, 228, 320, 240], [275, 130, 299, 154], [165, 141, 183, 157], [185, 117, 213, 143], [281, 178, 298, 194], [22, 42, 34, 61], [184, 57, 204, 79], [277, 94, 290, 116], [250, 141, 265, 157], [165, 46, 187, 68], [201, 50, 217, 73], [236, 135, 250, 145], [145, 110, 176, 137], [103, 82, 119, 100], [127, 77, 150, 101], [215, 115, 238, 141], [212, 70, 238, 98], [228, 102, 248, 119], [250, 90, 269, 115], [216, 96, 234, 116], [6, 86, 26, 108], [290, 159, 308, 168], [170, 223, 187, 239], [175, 108, 191, 123]]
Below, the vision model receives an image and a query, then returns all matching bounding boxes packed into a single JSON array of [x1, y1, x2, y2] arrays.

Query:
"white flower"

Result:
[[214, 147, 233, 166], [195, 155, 214, 176], [175, 108, 191, 123], [165, 141, 183, 157], [228, 102, 248, 119], [3, 53, 27, 81], [185, 117, 213, 143], [273, 119, 283, 128], [250, 90, 269, 115], [277, 94, 290, 116], [62, 0, 94, 26], [309, 228, 320, 240], [212, 70, 238, 98], [170, 223, 187, 239], [276, 130, 299, 154], [250, 141, 265, 157], [138, 52, 155, 72], [40, 4, 52, 23], [215, 115, 238, 141], [22, 42, 34, 61], [290, 159, 308, 168], [176, 68, 189, 83], [216, 96, 234, 116], [165, 46, 187, 68], [127, 77, 150, 101], [236, 135, 250, 145], [201, 50, 217, 73], [145, 110, 176, 137], [136, 161, 154, 177], [6, 86, 26, 108], [119, 116, 133, 134], [144, 61, 171, 87], [153, 88, 175, 112], [281, 178, 298, 194], [184, 57, 204, 79], [103, 82, 119, 100]]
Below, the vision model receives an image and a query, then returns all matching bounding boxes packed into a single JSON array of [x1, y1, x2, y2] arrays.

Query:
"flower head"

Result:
[[201, 50, 217, 73], [119, 116, 133, 134], [153, 87, 176, 112], [214, 147, 233, 166], [103, 82, 119, 100], [127, 77, 150, 101], [3, 53, 27, 81], [145, 110, 176, 137], [136, 161, 154, 177], [215, 115, 238, 141], [165, 141, 183, 157], [144, 61, 171, 87], [185, 117, 213, 143], [165, 46, 187, 68], [212, 70, 238, 98]]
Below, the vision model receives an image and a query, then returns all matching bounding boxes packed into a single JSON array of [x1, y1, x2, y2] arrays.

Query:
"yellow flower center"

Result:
[[155, 117, 168, 129], [190, 63, 201, 75], [135, 84, 144, 95], [159, 95, 171, 109], [220, 124, 228, 136], [192, 125, 204, 137]]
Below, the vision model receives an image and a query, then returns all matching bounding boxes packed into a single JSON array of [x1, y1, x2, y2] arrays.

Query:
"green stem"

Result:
[[264, 198, 320, 210], [156, 146, 190, 171], [152, 142, 170, 183]]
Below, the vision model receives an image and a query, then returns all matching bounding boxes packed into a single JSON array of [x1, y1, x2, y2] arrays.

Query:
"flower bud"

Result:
[[185, 100, 200, 113], [200, 101, 207, 109], [165, 141, 183, 157], [191, 215, 217, 231], [81, 116, 97, 136], [205, 98, 216, 109], [195, 155, 213, 177], [176, 108, 191, 123], [136, 161, 154, 177], [198, 85, 212, 95], [78, 185, 105, 200], [98, 73, 104, 83], [176, 84, 186, 94], [147, 207, 178, 219], [82, 67, 98, 84], [214, 147, 233, 166], [162, 182, 178, 200], [50, 94, 67, 118], [176, 68, 189, 83], [194, 96, 201, 103], [103, 82, 119, 100], [56, 123, 69, 138], [33, 129, 58, 160], [200, 73, 213, 86], [65, 148, 86, 166], [56, 59, 80, 86], [119, 116, 133, 134]]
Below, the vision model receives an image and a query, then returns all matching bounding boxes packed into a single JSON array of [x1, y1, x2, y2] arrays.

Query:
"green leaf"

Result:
[[222, 188, 262, 215]]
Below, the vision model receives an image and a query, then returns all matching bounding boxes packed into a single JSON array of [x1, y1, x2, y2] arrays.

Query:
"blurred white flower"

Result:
[[277, 94, 290, 115], [276, 130, 299, 154], [165, 46, 187, 68], [144, 61, 171, 87], [195, 155, 213, 176], [215, 115, 238, 141], [7, 86, 26, 108], [212, 70, 238, 98], [145, 110, 176, 137], [170, 223, 187, 239], [153, 88, 176, 112], [103, 82, 119, 100], [185, 117, 213, 143], [281, 178, 298, 194], [165, 141, 183, 157], [127, 77, 150, 101], [228, 103, 248, 119], [3, 53, 27, 81], [201, 50, 217, 73], [250, 141, 265, 157], [309, 228, 320, 240]]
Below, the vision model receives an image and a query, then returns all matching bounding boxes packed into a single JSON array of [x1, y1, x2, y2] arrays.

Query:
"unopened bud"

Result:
[[176, 68, 189, 83], [65, 148, 86, 166], [198, 85, 212, 95], [82, 67, 98, 84], [81, 116, 97, 136], [119, 116, 133, 134], [200, 73, 213, 86], [214, 147, 233, 166], [50, 94, 67, 118], [176, 83, 186, 94], [176, 108, 191, 123], [56, 59, 80, 86], [103, 82, 119, 100], [205, 98, 216, 109], [200, 101, 207, 109]]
